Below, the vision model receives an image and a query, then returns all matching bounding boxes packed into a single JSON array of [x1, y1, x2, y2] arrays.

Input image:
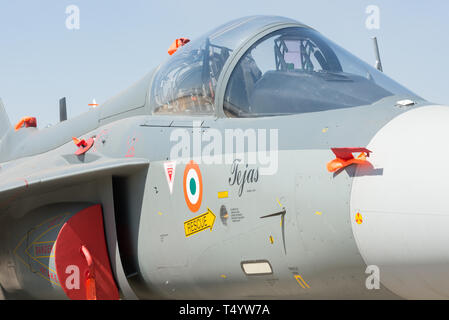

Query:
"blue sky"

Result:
[[0, 0, 448, 126]]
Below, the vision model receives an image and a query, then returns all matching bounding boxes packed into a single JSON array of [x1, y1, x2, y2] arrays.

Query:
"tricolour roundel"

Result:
[[183, 160, 203, 212]]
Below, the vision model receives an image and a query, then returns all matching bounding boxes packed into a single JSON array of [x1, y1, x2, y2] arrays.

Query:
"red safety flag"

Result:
[[72, 136, 94, 155], [14, 116, 37, 131], [326, 147, 372, 173], [168, 37, 190, 55]]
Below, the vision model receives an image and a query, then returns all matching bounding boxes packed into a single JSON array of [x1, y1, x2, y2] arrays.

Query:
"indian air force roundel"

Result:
[[183, 160, 203, 212]]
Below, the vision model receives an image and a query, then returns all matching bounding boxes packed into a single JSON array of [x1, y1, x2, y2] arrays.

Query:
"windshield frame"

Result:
[[214, 22, 306, 118]]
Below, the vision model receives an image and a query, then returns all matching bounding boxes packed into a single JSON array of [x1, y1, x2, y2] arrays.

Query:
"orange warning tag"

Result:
[[14, 116, 37, 131], [86, 277, 97, 300], [327, 147, 372, 173], [168, 38, 190, 55], [72, 137, 94, 155]]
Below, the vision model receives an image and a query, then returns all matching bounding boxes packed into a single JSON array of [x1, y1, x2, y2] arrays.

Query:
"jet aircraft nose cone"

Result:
[[350, 105, 449, 299]]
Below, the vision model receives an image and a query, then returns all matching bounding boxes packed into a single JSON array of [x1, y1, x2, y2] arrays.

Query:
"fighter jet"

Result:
[[0, 15, 446, 300]]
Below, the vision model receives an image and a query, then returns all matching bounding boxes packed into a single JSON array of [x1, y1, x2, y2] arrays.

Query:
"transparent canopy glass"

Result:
[[151, 16, 298, 115], [224, 27, 420, 117], [150, 16, 421, 117]]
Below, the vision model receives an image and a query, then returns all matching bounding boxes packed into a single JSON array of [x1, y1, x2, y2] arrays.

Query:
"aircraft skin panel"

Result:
[[0, 98, 426, 299], [135, 150, 399, 299], [0, 203, 89, 299], [118, 99, 418, 299], [0, 98, 11, 139], [0, 69, 154, 164], [99, 69, 155, 123], [351, 105, 449, 299], [0, 202, 121, 299], [0, 156, 149, 204], [0, 109, 101, 163]]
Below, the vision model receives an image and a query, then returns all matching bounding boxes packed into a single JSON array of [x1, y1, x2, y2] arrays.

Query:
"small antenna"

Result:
[[59, 97, 67, 122], [372, 37, 383, 72]]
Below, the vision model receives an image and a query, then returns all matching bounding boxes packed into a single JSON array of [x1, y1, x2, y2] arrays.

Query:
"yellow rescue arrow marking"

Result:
[[184, 208, 216, 237]]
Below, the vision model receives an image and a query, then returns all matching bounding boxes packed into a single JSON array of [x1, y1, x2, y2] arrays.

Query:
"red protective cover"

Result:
[[74, 137, 94, 156], [168, 37, 190, 55], [330, 147, 371, 160], [327, 147, 373, 173], [54, 204, 119, 300]]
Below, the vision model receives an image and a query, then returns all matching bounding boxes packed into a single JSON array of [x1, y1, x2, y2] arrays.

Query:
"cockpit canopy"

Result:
[[150, 16, 421, 117]]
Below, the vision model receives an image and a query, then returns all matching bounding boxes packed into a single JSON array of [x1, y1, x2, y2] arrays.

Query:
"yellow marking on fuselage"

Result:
[[294, 274, 310, 289], [276, 197, 283, 208], [218, 191, 229, 199]]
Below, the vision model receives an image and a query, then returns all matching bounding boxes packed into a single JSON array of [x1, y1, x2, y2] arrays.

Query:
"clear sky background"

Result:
[[0, 0, 448, 127]]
